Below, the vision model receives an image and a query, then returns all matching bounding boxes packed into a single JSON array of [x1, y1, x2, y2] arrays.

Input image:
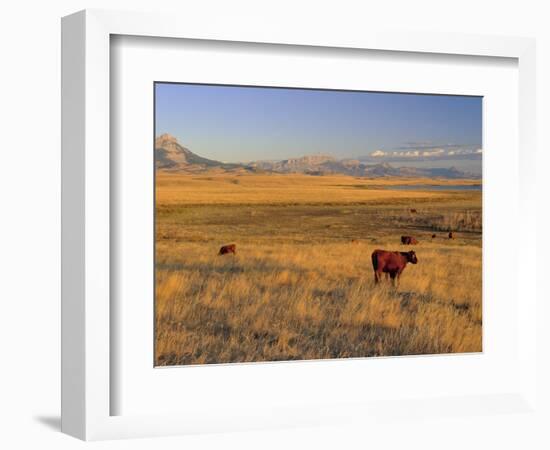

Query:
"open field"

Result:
[[156, 171, 482, 205], [155, 173, 482, 366]]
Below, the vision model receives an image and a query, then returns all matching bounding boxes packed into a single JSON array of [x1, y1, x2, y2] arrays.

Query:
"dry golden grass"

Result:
[[428, 210, 482, 232], [155, 173, 482, 366], [156, 172, 481, 206]]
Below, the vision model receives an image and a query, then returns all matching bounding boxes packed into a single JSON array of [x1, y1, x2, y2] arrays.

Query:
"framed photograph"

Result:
[[153, 83, 483, 367], [62, 9, 538, 441]]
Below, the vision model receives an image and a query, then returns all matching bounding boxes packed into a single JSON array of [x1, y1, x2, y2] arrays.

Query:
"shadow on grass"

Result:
[[156, 259, 310, 276]]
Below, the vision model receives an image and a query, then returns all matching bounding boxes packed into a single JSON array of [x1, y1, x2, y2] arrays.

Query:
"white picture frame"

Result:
[[61, 9, 538, 441]]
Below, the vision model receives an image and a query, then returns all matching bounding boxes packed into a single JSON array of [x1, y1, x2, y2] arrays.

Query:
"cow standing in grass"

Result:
[[401, 235, 418, 245], [218, 244, 237, 255], [371, 249, 418, 285]]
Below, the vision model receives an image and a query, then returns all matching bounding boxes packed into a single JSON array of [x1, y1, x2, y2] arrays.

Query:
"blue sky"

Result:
[[155, 83, 482, 173]]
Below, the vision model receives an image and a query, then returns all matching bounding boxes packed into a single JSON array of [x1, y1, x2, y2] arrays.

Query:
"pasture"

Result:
[[155, 173, 482, 366]]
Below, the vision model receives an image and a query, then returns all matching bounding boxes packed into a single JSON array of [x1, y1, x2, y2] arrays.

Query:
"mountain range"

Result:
[[155, 134, 480, 179]]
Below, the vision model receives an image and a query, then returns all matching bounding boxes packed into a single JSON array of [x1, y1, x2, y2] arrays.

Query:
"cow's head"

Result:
[[407, 251, 418, 264]]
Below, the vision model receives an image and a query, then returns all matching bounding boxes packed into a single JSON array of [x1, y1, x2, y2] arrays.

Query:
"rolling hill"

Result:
[[155, 134, 244, 172]]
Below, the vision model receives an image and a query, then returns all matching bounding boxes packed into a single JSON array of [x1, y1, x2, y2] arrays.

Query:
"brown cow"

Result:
[[371, 249, 418, 285], [401, 235, 418, 245], [448, 231, 454, 239], [410, 209, 417, 214], [431, 234, 437, 239], [218, 244, 237, 255]]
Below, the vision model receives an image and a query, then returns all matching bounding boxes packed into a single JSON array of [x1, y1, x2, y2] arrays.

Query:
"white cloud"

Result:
[[421, 149, 445, 157], [367, 145, 482, 161], [370, 150, 387, 157]]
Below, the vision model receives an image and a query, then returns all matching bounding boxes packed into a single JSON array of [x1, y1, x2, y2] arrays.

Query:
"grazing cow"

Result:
[[410, 209, 417, 214], [371, 249, 418, 285], [218, 244, 237, 255], [401, 235, 418, 245], [431, 234, 437, 239], [448, 231, 454, 239]]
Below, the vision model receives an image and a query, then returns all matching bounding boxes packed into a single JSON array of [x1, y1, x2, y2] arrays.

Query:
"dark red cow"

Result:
[[431, 234, 437, 239], [218, 244, 237, 255], [371, 249, 418, 285], [410, 209, 417, 214], [401, 235, 418, 245], [448, 231, 454, 239]]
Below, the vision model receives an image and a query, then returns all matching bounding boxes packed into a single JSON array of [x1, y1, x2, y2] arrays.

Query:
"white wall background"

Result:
[[0, 1, 548, 448]]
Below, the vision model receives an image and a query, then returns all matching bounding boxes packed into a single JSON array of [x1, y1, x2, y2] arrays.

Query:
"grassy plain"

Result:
[[155, 172, 482, 366]]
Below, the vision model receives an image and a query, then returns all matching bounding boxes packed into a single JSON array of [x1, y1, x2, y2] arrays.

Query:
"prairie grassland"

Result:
[[155, 173, 482, 366], [156, 171, 481, 205]]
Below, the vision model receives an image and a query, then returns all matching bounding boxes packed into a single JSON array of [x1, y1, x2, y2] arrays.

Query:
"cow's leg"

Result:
[[389, 271, 397, 287], [395, 269, 405, 287], [374, 271, 379, 284]]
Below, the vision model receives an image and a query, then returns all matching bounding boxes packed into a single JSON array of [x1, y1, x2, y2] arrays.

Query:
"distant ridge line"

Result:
[[155, 134, 480, 179]]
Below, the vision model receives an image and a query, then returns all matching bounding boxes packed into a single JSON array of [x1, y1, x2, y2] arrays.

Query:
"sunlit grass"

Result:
[[155, 173, 482, 365]]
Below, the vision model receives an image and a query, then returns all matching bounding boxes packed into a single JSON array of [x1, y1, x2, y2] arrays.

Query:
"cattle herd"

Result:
[[371, 229, 455, 285], [217, 208, 456, 286]]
